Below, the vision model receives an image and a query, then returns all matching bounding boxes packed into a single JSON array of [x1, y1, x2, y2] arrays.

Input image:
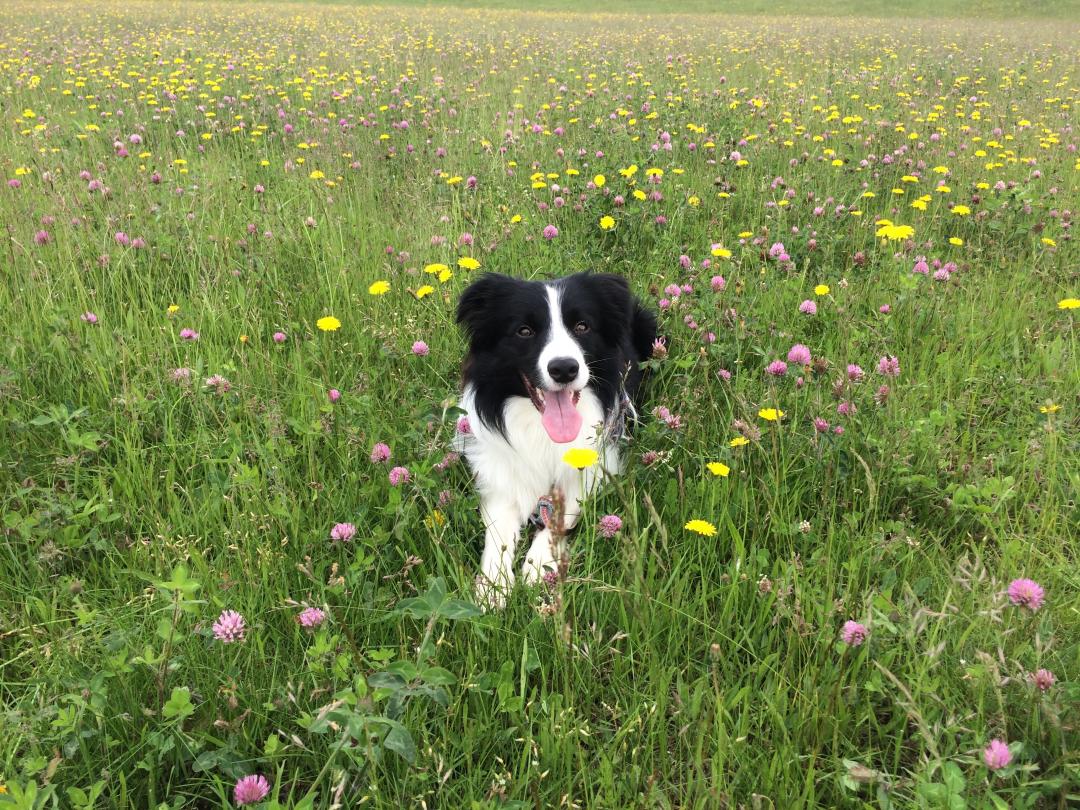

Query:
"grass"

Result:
[[0, 0, 1078, 808]]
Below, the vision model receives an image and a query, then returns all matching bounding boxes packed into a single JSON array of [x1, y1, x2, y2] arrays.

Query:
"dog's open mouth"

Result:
[[522, 374, 583, 444]]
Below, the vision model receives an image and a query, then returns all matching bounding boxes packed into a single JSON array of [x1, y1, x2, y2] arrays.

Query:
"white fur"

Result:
[[459, 383, 621, 608], [537, 285, 589, 391]]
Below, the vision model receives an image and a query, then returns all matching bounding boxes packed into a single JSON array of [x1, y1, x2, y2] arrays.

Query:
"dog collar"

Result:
[[604, 389, 634, 443]]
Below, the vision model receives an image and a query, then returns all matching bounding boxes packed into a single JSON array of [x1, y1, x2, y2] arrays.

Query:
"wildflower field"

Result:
[[1, 0, 1078, 806]]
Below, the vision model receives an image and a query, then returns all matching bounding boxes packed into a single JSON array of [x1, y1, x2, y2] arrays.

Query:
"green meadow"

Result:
[[0, 1, 1077, 807]]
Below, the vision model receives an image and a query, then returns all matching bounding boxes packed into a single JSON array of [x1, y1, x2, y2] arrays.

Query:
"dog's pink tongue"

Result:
[[541, 389, 582, 443]]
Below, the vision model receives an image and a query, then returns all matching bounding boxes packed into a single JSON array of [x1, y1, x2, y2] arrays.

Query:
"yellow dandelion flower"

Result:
[[1041, 237, 1056, 248], [317, 315, 342, 331], [309, 170, 324, 180], [949, 237, 964, 246], [1057, 298, 1080, 310], [368, 280, 391, 295], [875, 222, 915, 241], [951, 205, 971, 216], [563, 448, 599, 469], [1039, 403, 1061, 414], [599, 215, 616, 230], [758, 408, 784, 422], [458, 257, 481, 270], [729, 436, 749, 447], [424, 263, 449, 275], [415, 285, 435, 299], [814, 284, 830, 296], [684, 519, 717, 537], [593, 174, 606, 187], [707, 462, 730, 477], [167, 304, 180, 315], [446, 176, 463, 185], [438, 268, 453, 283], [510, 214, 522, 224], [688, 195, 700, 207], [711, 246, 732, 258], [738, 231, 753, 239], [633, 189, 647, 201]]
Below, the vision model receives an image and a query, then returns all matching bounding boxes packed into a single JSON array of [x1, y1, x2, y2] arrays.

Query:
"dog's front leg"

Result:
[[476, 499, 521, 609], [521, 485, 582, 585]]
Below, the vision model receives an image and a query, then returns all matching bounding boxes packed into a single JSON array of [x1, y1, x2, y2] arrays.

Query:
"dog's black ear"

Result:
[[588, 273, 634, 321], [631, 302, 659, 362], [585, 273, 657, 360], [456, 273, 511, 339]]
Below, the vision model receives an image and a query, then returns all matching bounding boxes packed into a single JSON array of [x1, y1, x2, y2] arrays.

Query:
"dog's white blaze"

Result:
[[537, 284, 589, 391]]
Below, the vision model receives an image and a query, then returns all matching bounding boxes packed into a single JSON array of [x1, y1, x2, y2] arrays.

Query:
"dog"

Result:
[[455, 271, 657, 607]]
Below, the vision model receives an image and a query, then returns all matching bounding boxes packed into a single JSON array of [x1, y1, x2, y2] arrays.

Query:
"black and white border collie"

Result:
[[456, 272, 657, 607]]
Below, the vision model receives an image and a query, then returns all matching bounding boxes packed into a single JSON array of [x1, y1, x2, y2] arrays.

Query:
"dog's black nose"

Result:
[[547, 357, 580, 384]]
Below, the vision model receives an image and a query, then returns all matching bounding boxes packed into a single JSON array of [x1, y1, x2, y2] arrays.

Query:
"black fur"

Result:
[[456, 272, 657, 435]]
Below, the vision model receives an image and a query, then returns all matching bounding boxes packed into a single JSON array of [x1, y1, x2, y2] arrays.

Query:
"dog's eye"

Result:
[[573, 321, 590, 334], [516, 325, 535, 338]]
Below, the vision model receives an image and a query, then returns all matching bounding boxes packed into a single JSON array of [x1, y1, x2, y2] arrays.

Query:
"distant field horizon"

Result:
[[234, 0, 1080, 19]]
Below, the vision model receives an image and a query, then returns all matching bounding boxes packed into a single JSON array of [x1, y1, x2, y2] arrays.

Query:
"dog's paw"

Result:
[[521, 530, 562, 586], [520, 552, 557, 586], [474, 572, 512, 611]]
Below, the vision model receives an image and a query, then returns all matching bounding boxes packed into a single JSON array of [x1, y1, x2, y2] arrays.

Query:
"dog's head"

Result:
[[457, 272, 655, 441]]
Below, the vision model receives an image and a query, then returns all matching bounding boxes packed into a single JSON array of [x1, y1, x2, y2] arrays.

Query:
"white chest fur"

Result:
[[458, 384, 621, 524]]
